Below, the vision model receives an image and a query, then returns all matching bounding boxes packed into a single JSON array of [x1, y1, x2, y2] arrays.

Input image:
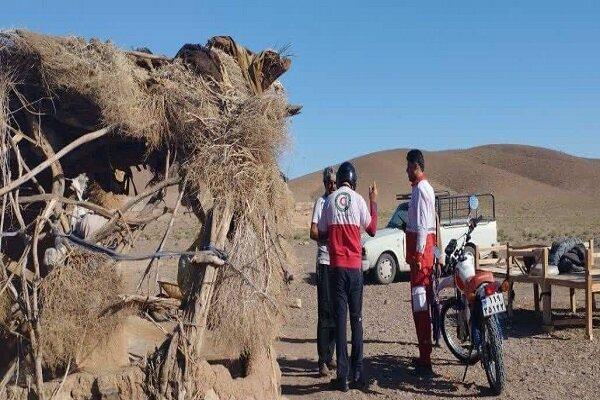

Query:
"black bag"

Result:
[[558, 244, 586, 273]]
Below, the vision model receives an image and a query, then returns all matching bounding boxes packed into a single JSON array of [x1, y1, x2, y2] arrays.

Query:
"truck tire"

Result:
[[374, 253, 397, 285]]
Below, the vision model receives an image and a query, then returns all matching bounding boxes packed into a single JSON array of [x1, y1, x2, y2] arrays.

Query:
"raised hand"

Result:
[[369, 181, 378, 202]]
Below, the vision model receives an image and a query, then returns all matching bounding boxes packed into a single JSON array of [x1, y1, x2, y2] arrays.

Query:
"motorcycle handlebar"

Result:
[[469, 215, 484, 230]]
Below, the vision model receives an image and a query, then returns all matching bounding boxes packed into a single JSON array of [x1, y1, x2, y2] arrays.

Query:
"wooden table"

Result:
[[475, 240, 600, 340]]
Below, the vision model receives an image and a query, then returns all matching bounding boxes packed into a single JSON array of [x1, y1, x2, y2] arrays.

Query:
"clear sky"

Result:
[[2, 1, 599, 178]]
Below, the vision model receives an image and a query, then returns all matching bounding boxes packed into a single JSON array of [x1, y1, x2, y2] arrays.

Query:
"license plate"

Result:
[[481, 293, 506, 317]]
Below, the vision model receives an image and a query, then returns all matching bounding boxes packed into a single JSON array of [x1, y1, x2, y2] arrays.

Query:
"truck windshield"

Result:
[[387, 202, 409, 229]]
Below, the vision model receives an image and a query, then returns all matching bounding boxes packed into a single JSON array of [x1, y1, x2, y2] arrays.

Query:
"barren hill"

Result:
[[289, 145, 600, 244]]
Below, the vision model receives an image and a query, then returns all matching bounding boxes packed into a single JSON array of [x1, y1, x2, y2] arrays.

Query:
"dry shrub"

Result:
[[39, 249, 123, 373], [209, 168, 296, 354], [182, 91, 290, 212], [209, 217, 283, 353]]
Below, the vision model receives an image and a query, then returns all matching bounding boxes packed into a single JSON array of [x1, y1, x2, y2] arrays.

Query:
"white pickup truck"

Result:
[[361, 193, 498, 284]]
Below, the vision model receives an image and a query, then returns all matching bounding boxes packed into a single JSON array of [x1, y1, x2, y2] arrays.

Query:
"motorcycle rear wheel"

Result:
[[440, 297, 480, 364], [481, 315, 506, 395]]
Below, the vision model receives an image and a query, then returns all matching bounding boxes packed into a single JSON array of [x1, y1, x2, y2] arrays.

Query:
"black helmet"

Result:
[[336, 161, 358, 189]]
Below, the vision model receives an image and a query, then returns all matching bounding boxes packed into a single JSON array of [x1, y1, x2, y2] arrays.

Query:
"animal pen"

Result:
[[0, 30, 299, 399]]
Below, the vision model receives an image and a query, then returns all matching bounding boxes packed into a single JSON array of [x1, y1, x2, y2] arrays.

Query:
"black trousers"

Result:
[[332, 267, 364, 381], [317, 263, 336, 365]]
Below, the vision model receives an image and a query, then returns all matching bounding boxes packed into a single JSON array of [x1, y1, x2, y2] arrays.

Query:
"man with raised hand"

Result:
[[309, 166, 337, 377], [318, 161, 377, 392], [405, 149, 437, 376]]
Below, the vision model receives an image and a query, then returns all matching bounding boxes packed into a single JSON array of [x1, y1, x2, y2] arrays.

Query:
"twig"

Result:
[[0, 272, 16, 297], [0, 125, 115, 197], [137, 181, 187, 292], [0, 192, 7, 270], [50, 358, 71, 400], [0, 358, 18, 393], [126, 50, 171, 61], [144, 311, 168, 335], [224, 261, 277, 308], [7, 132, 45, 194], [90, 176, 181, 242], [19, 194, 117, 219], [119, 294, 181, 308], [8, 192, 26, 230], [28, 122, 65, 400]]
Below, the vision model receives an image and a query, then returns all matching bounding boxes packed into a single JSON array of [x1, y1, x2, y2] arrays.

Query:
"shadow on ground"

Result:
[[279, 336, 419, 346], [364, 354, 496, 398], [502, 308, 600, 339], [279, 357, 331, 396], [304, 272, 317, 286], [279, 354, 495, 398]]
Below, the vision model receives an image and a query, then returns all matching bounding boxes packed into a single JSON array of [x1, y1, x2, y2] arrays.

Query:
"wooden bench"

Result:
[[475, 240, 600, 340]]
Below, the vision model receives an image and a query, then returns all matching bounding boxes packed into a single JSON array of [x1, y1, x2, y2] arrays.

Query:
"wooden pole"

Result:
[[157, 200, 232, 398], [541, 248, 552, 328], [587, 239, 593, 338], [136, 181, 187, 292], [183, 201, 233, 354], [506, 243, 514, 318], [534, 283, 540, 312]]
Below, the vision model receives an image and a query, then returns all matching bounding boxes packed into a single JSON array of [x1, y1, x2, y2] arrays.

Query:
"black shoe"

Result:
[[326, 358, 337, 370], [411, 359, 434, 377], [318, 363, 330, 377], [350, 377, 367, 391], [330, 378, 349, 392]]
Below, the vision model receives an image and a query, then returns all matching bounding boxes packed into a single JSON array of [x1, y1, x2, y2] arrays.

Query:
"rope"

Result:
[[58, 232, 228, 261], [58, 232, 277, 307]]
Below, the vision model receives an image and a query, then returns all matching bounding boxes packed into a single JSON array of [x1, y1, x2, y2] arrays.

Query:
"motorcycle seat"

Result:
[[466, 271, 495, 294]]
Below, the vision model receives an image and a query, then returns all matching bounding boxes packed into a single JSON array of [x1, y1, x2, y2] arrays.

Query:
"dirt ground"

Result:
[[277, 241, 600, 400], [61, 208, 600, 400]]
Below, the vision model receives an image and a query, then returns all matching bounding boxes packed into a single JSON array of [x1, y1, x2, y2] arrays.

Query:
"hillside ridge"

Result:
[[290, 144, 600, 207]]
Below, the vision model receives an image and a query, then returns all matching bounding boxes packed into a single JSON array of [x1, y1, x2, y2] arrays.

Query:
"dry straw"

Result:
[[0, 28, 296, 382], [38, 249, 123, 374]]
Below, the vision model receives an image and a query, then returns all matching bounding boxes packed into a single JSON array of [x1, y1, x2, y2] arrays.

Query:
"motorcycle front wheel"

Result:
[[440, 297, 480, 364], [481, 315, 506, 395]]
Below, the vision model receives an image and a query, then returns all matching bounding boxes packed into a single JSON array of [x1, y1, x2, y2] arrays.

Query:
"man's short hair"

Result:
[[406, 149, 425, 171], [322, 166, 335, 183]]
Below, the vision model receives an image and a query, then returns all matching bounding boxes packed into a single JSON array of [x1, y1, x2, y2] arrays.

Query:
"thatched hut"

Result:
[[0, 30, 298, 399]]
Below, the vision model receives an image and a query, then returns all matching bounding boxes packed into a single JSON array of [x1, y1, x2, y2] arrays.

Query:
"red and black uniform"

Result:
[[406, 175, 436, 367], [318, 185, 377, 382]]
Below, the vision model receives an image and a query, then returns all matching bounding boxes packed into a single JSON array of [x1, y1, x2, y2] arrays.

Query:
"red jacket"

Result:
[[318, 186, 377, 268]]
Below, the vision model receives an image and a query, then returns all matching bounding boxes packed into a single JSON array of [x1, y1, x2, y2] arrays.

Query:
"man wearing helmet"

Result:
[[318, 161, 378, 391], [309, 167, 337, 377], [405, 149, 436, 376]]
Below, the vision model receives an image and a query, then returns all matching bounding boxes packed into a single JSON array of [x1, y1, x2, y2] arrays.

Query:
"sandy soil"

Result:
[[277, 241, 600, 400], [82, 204, 600, 400]]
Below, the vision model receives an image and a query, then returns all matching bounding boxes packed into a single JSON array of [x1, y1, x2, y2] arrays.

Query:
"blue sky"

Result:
[[2, 1, 599, 178]]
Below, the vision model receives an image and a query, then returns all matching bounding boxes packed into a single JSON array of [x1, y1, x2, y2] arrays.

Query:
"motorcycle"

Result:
[[433, 195, 507, 395]]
